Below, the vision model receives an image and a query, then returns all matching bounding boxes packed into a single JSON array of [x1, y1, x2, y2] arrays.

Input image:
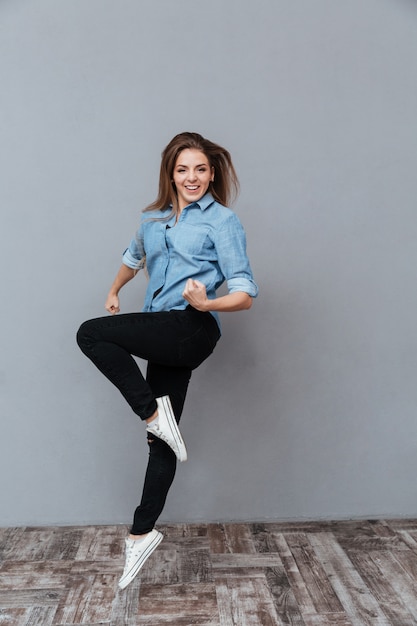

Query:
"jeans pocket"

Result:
[[179, 324, 218, 369]]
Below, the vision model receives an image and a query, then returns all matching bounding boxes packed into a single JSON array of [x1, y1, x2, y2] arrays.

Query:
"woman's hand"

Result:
[[183, 279, 253, 312], [182, 278, 209, 311], [105, 293, 120, 315], [104, 265, 138, 315]]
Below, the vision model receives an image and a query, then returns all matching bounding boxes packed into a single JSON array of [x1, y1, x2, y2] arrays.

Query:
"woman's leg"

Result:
[[77, 309, 220, 588], [76, 309, 219, 420], [76, 313, 159, 419], [119, 363, 193, 589], [130, 363, 191, 535]]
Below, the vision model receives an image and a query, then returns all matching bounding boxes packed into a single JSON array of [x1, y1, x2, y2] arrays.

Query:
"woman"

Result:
[[76, 132, 258, 589]]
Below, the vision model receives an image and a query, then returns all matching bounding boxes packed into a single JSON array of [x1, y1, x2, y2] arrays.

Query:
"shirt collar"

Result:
[[168, 192, 215, 213], [194, 192, 215, 211]]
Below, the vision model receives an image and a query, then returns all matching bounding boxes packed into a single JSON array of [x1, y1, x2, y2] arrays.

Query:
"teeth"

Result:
[[186, 186, 198, 190]]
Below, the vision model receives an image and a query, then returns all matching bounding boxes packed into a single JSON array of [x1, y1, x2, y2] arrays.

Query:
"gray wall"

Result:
[[1, 0, 417, 526]]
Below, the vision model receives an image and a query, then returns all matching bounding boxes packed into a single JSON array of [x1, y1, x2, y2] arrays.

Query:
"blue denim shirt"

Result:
[[122, 193, 258, 326]]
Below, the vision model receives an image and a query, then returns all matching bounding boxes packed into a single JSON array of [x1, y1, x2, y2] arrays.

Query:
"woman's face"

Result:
[[172, 149, 214, 211]]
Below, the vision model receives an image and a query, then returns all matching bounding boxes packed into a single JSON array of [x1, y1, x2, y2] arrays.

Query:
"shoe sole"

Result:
[[159, 396, 188, 462], [118, 531, 163, 590]]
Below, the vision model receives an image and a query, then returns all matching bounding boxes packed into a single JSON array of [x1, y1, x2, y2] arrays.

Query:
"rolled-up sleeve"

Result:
[[214, 214, 259, 297], [122, 226, 145, 271]]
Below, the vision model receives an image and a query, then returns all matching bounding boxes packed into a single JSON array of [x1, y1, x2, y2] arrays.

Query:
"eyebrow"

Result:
[[176, 163, 208, 168]]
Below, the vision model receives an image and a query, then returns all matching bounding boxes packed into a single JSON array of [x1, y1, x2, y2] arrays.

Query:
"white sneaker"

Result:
[[118, 529, 163, 590], [146, 396, 188, 462]]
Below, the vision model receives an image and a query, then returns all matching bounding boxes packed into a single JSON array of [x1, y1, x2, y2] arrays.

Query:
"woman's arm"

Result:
[[182, 279, 252, 312], [105, 264, 138, 314]]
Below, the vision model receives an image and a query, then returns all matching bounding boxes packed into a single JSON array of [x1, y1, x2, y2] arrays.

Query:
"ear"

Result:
[[211, 166, 215, 182]]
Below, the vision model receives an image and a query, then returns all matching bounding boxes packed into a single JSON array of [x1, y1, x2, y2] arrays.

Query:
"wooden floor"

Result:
[[1, 519, 417, 625]]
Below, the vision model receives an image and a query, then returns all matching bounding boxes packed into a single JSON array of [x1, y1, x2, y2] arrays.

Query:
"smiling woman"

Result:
[[145, 131, 240, 217], [76, 131, 258, 590], [173, 149, 214, 211]]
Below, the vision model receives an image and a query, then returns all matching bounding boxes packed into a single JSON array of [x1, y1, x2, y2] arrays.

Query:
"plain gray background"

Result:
[[1, 0, 416, 527]]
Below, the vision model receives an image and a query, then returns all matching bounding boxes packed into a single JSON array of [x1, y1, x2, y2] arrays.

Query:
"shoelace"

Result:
[[121, 550, 132, 576], [122, 540, 140, 575]]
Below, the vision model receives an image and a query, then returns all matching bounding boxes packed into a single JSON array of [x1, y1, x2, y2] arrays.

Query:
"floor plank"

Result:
[[308, 532, 392, 625], [349, 550, 416, 625]]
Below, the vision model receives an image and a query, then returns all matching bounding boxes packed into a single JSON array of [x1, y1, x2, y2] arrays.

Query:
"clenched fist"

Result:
[[182, 278, 209, 311]]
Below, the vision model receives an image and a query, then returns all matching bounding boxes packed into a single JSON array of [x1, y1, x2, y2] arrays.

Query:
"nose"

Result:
[[187, 170, 197, 182]]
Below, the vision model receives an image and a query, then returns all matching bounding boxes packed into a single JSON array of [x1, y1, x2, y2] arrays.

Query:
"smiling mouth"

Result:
[[185, 186, 199, 191]]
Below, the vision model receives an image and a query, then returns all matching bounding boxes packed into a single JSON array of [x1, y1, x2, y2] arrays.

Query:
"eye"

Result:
[[198, 167, 207, 172], [177, 168, 186, 173]]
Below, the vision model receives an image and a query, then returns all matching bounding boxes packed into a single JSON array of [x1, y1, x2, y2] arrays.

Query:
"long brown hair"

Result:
[[143, 132, 239, 215]]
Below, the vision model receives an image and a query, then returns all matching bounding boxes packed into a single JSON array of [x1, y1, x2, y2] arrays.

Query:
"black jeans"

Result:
[[76, 307, 220, 534]]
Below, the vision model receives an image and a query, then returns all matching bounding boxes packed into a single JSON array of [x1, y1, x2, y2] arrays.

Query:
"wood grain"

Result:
[[1, 519, 417, 625]]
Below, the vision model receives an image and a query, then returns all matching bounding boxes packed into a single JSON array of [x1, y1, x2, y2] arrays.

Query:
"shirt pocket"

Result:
[[174, 223, 213, 257]]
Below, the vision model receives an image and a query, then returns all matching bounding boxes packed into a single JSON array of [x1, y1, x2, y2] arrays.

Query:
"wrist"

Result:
[[191, 299, 211, 312], [108, 287, 120, 299], [202, 298, 214, 312]]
